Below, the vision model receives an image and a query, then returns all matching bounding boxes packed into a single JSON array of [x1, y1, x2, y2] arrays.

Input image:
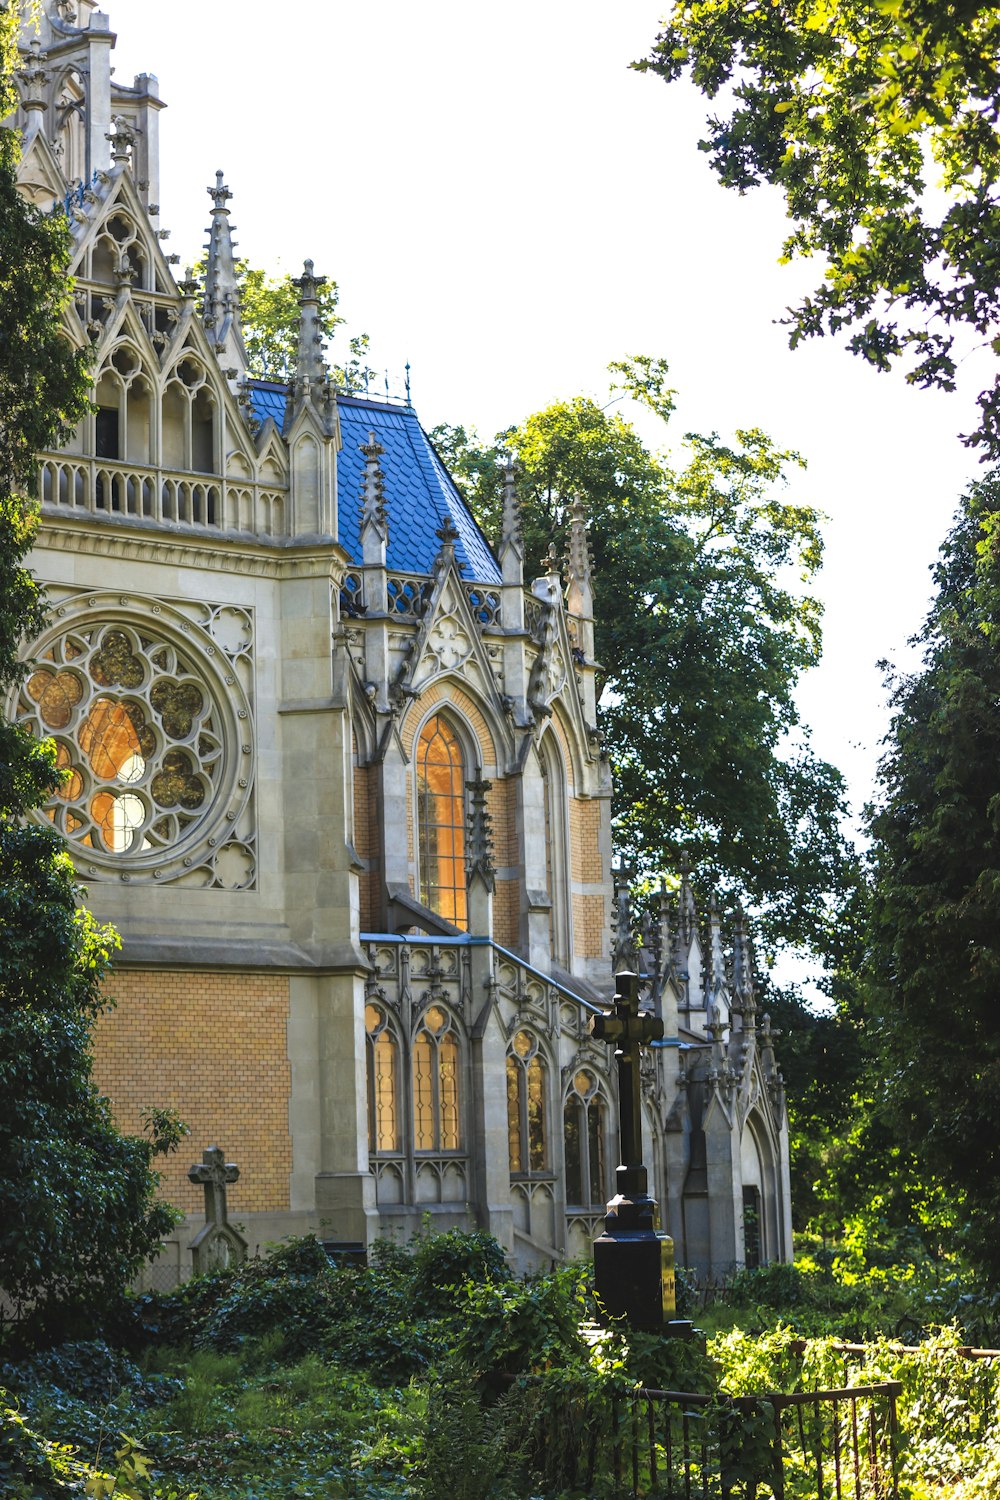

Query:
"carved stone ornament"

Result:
[[429, 615, 472, 671]]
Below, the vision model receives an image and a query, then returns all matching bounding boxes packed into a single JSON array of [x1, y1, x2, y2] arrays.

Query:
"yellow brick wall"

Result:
[[570, 799, 603, 884], [572, 894, 607, 959], [569, 799, 605, 958], [486, 776, 519, 946], [493, 877, 520, 948], [92, 970, 292, 1216]]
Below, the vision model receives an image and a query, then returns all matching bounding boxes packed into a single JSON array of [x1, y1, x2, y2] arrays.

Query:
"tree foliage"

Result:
[[1, 16, 181, 1343], [867, 470, 1000, 1286], [639, 1, 1000, 456], [214, 259, 374, 388], [434, 357, 853, 956]]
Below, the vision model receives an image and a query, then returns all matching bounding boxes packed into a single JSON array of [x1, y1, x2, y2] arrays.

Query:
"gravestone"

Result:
[[187, 1145, 248, 1274], [592, 970, 690, 1334]]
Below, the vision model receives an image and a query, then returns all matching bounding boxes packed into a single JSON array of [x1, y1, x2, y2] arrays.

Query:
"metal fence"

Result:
[[523, 1379, 902, 1500]]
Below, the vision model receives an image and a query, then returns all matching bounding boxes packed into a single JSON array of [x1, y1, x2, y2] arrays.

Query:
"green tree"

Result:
[[867, 470, 1000, 1285], [0, 15, 181, 1343], [638, 1, 1000, 456], [435, 357, 853, 956], [208, 258, 374, 387]]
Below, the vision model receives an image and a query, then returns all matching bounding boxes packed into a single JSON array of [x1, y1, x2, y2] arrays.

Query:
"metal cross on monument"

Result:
[[187, 1145, 248, 1275], [591, 970, 689, 1333]]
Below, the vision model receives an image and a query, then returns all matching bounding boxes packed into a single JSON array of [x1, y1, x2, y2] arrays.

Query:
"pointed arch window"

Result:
[[365, 1002, 401, 1154], [412, 1005, 461, 1152], [564, 1069, 608, 1207], [506, 1030, 548, 1174], [540, 734, 569, 964], [416, 714, 468, 929]]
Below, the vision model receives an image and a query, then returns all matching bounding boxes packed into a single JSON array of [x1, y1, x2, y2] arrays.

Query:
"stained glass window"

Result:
[[416, 715, 467, 928], [365, 1003, 400, 1154], [413, 1005, 461, 1152], [16, 623, 219, 859], [507, 1030, 548, 1175], [564, 1069, 608, 1207]]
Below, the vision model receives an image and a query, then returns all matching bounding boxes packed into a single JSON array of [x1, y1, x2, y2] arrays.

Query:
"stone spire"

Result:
[[706, 896, 726, 994], [612, 862, 638, 972], [17, 40, 48, 141], [359, 431, 388, 562], [292, 259, 329, 387], [731, 908, 756, 1021], [203, 171, 247, 386], [656, 879, 673, 982], [678, 856, 697, 948], [498, 455, 523, 588], [565, 494, 594, 621]]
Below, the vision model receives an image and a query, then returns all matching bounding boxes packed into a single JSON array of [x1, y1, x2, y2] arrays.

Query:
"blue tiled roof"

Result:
[[248, 383, 501, 582], [249, 382, 287, 430]]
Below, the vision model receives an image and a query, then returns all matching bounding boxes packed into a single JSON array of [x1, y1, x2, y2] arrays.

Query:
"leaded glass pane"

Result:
[[506, 1056, 523, 1174], [440, 1031, 460, 1150], [527, 1054, 546, 1171], [564, 1096, 583, 1205], [416, 715, 468, 929], [588, 1096, 606, 1206], [413, 1031, 435, 1151], [374, 1031, 399, 1152]]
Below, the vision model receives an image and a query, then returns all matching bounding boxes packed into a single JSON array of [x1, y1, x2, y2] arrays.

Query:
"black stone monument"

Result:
[[591, 970, 691, 1335]]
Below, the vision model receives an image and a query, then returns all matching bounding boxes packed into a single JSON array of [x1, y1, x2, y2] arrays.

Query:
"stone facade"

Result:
[[7, 2, 792, 1283]]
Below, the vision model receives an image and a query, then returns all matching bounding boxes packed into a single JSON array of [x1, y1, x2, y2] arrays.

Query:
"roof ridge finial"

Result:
[[434, 513, 461, 574], [202, 169, 247, 387]]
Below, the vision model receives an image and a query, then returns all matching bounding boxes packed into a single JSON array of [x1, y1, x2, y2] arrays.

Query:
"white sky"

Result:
[[103, 1, 985, 874]]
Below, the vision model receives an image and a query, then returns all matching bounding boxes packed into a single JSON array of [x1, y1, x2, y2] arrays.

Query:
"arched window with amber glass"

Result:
[[540, 734, 569, 965], [506, 1030, 548, 1175], [365, 1002, 401, 1155], [415, 714, 468, 929], [412, 1005, 461, 1152], [564, 1068, 608, 1207]]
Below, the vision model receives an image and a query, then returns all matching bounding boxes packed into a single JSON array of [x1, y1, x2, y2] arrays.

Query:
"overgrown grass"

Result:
[[3, 1229, 1000, 1498]]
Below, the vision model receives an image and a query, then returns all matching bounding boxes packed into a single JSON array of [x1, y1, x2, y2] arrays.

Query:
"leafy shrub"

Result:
[[451, 1263, 591, 1376], [415, 1358, 526, 1500]]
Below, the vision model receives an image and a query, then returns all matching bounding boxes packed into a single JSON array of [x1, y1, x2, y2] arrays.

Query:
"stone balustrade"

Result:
[[38, 454, 287, 538]]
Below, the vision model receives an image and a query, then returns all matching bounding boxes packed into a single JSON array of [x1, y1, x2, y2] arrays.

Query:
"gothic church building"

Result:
[[8, 2, 792, 1284]]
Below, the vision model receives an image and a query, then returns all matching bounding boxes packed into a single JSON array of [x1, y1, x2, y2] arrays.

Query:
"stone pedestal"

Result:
[[594, 1196, 675, 1331]]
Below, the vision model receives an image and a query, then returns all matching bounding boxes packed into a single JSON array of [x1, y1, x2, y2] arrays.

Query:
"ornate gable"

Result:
[[15, 128, 67, 209], [398, 543, 511, 735]]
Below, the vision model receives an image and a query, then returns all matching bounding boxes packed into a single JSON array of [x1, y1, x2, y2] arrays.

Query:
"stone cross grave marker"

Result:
[[591, 970, 687, 1333], [187, 1145, 248, 1275]]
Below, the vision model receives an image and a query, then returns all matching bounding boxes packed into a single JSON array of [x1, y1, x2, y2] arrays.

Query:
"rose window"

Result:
[[17, 623, 224, 859]]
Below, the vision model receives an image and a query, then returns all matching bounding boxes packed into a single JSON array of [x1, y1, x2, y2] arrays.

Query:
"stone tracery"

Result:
[[14, 596, 254, 886]]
